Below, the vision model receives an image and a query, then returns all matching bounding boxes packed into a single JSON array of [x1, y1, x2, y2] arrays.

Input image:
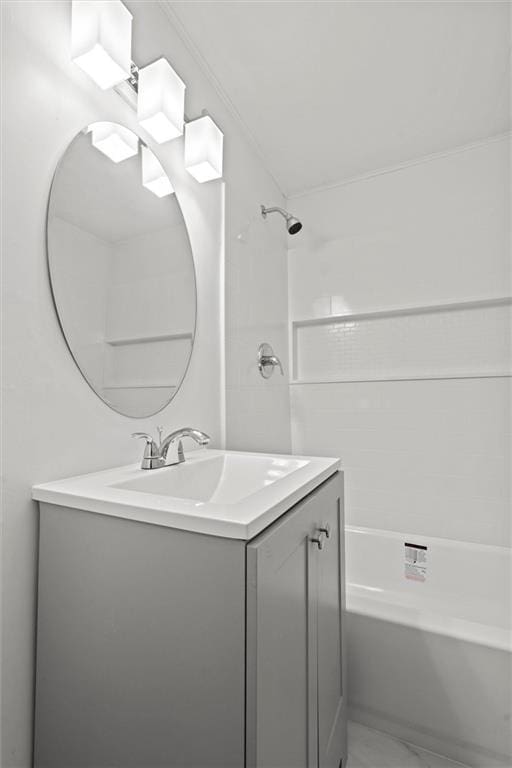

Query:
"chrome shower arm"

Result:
[[260, 204, 302, 235], [261, 205, 288, 218]]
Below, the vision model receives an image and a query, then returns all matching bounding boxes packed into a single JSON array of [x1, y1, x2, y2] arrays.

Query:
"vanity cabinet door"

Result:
[[246, 473, 344, 768], [317, 480, 347, 768], [246, 484, 321, 768]]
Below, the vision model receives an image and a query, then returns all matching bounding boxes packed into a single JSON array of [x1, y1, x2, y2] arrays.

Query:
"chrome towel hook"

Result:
[[258, 343, 284, 379]]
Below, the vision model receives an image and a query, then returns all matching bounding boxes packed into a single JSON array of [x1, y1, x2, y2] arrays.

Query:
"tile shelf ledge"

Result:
[[291, 295, 512, 328], [290, 372, 512, 386]]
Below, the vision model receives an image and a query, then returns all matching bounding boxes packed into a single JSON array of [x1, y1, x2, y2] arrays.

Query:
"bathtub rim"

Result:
[[345, 524, 511, 653]]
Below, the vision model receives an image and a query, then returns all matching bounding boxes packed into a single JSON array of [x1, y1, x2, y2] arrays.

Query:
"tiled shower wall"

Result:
[[226, 199, 291, 454], [288, 136, 511, 547]]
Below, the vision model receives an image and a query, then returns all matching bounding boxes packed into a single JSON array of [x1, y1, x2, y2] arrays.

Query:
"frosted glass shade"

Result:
[[71, 1, 133, 90], [142, 146, 174, 197], [138, 58, 186, 143], [90, 122, 138, 163], [184, 116, 224, 183]]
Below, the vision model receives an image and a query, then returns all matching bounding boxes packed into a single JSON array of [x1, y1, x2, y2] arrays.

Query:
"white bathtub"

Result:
[[345, 526, 512, 768]]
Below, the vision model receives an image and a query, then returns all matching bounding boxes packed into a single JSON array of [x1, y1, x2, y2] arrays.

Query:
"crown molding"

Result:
[[287, 131, 511, 201], [158, 0, 286, 198]]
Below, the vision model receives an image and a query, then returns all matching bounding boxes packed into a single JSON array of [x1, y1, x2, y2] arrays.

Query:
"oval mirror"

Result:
[[47, 122, 196, 418]]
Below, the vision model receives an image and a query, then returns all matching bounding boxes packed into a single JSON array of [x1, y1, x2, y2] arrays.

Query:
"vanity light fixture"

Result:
[[70, 4, 225, 182], [71, 0, 133, 90], [90, 122, 138, 163], [141, 146, 174, 197], [184, 116, 224, 183], [138, 58, 186, 143]]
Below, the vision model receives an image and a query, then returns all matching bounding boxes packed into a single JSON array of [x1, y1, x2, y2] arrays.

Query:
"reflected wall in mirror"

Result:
[[47, 122, 196, 418]]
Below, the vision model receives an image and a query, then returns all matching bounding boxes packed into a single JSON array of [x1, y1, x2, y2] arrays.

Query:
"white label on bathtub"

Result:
[[404, 542, 427, 582]]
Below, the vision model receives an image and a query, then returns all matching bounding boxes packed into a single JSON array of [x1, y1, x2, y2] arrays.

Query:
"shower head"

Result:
[[286, 216, 302, 235], [261, 205, 303, 235]]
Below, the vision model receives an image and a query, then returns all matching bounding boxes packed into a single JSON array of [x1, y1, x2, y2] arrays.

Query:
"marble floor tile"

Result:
[[347, 721, 469, 768]]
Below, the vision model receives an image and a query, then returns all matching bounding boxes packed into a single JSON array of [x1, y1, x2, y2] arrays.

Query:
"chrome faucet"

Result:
[[132, 427, 210, 470]]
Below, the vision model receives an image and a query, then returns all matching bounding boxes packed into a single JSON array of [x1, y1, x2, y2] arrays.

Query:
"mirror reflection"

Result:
[[47, 122, 196, 418]]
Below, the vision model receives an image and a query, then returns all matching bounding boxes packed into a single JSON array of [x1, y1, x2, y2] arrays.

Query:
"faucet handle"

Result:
[[131, 432, 158, 456], [131, 432, 154, 444], [131, 432, 163, 470], [156, 426, 164, 447]]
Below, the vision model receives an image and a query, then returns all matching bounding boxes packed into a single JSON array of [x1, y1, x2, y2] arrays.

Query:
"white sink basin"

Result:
[[32, 449, 340, 539], [113, 453, 308, 504]]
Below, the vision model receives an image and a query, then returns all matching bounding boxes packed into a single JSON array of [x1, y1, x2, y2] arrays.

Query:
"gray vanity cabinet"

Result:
[[246, 472, 346, 768], [34, 471, 345, 768]]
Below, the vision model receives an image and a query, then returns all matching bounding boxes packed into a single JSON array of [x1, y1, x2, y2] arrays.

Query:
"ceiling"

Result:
[[166, 0, 510, 198]]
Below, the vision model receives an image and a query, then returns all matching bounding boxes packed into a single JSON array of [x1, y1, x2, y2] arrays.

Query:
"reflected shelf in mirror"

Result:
[[105, 331, 193, 346], [102, 384, 178, 390]]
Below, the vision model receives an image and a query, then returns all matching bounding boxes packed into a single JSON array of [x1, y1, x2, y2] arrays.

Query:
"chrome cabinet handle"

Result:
[[318, 523, 331, 539], [311, 524, 331, 551]]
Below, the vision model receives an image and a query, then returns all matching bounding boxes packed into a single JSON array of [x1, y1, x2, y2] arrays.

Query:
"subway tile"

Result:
[[291, 377, 510, 546]]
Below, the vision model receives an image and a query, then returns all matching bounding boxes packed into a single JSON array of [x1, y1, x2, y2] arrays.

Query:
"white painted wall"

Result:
[[0, 1, 289, 765], [289, 137, 511, 547]]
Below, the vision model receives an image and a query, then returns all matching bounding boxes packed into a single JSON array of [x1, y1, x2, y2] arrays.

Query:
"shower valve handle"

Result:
[[258, 343, 284, 379]]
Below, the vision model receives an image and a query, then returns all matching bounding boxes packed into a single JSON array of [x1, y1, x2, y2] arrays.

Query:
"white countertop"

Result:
[[32, 449, 341, 540]]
